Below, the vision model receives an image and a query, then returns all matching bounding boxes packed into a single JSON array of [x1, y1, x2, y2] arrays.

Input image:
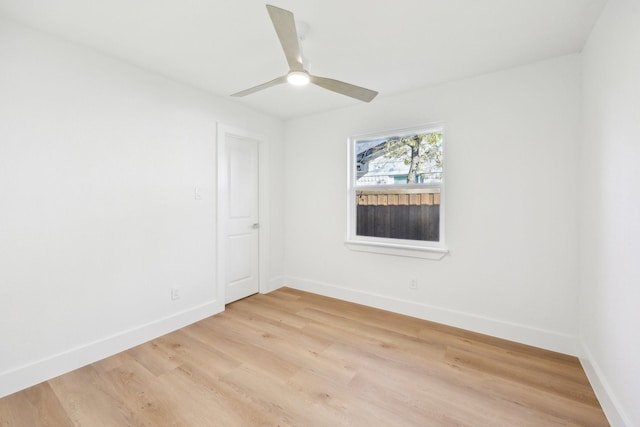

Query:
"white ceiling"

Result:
[[0, 0, 607, 119]]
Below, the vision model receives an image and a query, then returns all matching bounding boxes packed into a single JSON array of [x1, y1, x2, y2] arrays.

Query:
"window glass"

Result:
[[349, 127, 444, 247], [355, 132, 443, 186]]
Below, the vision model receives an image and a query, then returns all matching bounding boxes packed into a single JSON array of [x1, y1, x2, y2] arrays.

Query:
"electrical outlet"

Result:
[[171, 288, 180, 300], [410, 278, 418, 290]]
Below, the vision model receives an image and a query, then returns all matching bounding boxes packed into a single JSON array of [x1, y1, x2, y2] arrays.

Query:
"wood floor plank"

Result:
[[223, 303, 332, 355], [299, 308, 448, 368], [47, 365, 138, 427], [152, 329, 241, 378], [187, 317, 302, 382], [285, 366, 403, 427], [0, 381, 75, 427], [0, 287, 610, 426], [172, 362, 287, 427], [228, 295, 311, 329], [125, 340, 182, 377], [0, 388, 40, 427], [445, 345, 599, 406], [98, 358, 182, 426]]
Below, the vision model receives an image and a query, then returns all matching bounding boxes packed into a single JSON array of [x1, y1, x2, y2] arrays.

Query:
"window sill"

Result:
[[344, 240, 449, 260]]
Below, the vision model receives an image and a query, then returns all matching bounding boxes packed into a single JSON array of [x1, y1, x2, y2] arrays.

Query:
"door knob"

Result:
[[251, 223, 260, 229]]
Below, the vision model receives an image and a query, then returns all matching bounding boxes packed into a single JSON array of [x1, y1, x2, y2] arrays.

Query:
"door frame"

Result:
[[216, 123, 269, 304]]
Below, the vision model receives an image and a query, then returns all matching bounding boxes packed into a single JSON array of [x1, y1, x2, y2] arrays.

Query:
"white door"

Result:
[[221, 134, 260, 304]]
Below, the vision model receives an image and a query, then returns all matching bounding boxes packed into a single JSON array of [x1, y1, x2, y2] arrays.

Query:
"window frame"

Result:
[[346, 123, 448, 259]]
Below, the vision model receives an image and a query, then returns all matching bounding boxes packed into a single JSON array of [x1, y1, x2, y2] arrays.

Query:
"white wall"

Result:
[[579, 0, 640, 425], [0, 18, 284, 398], [284, 55, 581, 355]]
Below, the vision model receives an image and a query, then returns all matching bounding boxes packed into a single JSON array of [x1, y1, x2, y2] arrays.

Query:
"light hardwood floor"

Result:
[[0, 287, 609, 426]]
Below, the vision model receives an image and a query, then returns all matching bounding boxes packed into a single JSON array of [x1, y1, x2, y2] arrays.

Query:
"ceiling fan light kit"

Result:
[[231, 4, 378, 102], [287, 71, 310, 86]]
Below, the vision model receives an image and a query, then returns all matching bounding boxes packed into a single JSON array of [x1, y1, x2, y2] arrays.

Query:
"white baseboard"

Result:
[[262, 275, 286, 294], [284, 276, 578, 356], [580, 341, 633, 427], [0, 300, 223, 399]]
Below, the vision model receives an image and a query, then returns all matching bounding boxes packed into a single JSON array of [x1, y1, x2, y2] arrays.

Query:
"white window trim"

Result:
[[345, 123, 448, 259], [344, 240, 449, 260]]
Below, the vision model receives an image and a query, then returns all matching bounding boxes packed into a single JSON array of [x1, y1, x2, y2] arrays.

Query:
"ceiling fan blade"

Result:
[[310, 75, 379, 102], [266, 4, 304, 72], [231, 75, 288, 97]]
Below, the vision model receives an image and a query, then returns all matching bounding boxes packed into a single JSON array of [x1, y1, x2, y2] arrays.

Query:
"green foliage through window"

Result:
[[355, 131, 443, 186]]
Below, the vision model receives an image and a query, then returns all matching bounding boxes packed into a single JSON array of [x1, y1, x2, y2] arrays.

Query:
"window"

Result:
[[347, 124, 447, 258]]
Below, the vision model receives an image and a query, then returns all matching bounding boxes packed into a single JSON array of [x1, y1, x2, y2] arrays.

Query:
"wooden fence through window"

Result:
[[356, 189, 440, 241]]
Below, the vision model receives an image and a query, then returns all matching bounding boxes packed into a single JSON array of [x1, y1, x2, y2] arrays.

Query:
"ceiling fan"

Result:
[[231, 4, 378, 103]]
